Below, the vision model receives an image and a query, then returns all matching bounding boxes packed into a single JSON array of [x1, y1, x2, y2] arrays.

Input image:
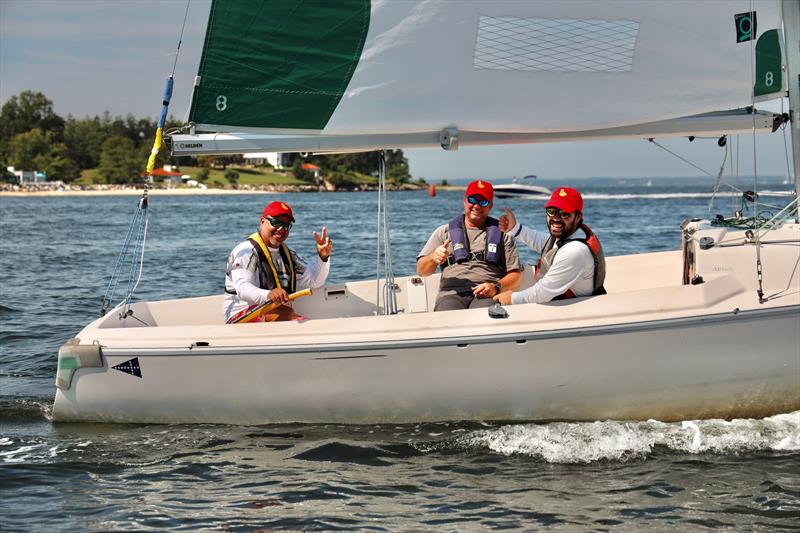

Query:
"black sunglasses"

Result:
[[545, 207, 575, 219], [467, 196, 490, 207], [267, 216, 293, 231]]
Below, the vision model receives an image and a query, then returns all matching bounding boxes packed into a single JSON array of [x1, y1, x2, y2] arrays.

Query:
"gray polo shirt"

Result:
[[418, 224, 521, 296]]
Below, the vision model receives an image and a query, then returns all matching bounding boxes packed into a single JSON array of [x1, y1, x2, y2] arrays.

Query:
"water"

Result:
[[1, 177, 798, 531]]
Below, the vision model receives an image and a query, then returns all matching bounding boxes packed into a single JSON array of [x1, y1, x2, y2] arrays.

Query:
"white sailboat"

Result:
[[493, 176, 551, 199], [53, 0, 800, 425]]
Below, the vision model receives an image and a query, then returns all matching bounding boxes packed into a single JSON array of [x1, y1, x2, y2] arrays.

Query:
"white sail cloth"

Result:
[[322, 0, 782, 135]]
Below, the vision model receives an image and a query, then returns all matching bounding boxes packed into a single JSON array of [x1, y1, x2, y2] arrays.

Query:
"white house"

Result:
[[7, 166, 47, 184], [242, 152, 293, 169]]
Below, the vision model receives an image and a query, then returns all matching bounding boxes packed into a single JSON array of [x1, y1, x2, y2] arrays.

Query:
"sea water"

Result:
[[1, 177, 798, 531]]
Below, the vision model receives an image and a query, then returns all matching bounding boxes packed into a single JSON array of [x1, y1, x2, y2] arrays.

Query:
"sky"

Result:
[[0, 0, 794, 182]]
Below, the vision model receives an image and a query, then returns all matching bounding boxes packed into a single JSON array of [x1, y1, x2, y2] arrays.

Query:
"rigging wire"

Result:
[[146, 0, 190, 175], [171, 1, 192, 77], [747, 0, 765, 304], [101, 2, 190, 318], [708, 141, 729, 211], [647, 139, 717, 178], [375, 152, 398, 315], [100, 191, 150, 317]]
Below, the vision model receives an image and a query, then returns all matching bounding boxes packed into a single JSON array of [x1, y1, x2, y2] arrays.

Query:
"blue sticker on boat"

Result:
[[113, 358, 142, 378]]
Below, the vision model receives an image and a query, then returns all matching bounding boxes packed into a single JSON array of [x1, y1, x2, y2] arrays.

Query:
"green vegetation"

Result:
[[2, 90, 413, 188]]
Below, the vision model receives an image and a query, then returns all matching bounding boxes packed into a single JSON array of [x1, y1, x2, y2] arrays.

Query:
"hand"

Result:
[[314, 226, 333, 261], [472, 281, 498, 298], [432, 238, 451, 266], [498, 208, 517, 233], [493, 291, 512, 305], [268, 286, 289, 305]]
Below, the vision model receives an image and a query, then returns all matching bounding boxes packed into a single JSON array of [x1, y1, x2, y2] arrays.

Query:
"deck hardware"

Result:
[[699, 237, 716, 249], [488, 303, 509, 319], [515, 339, 527, 345], [324, 286, 347, 300], [691, 275, 705, 285], [189, 341, 210, 349], [440, 127, 459, 151]]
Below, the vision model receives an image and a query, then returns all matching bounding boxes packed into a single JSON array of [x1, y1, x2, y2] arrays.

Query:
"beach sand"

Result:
[[0, 188, 281, 198]]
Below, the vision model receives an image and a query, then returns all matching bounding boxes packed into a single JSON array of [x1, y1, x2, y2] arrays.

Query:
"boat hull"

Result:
[[52, 306, 799, 425], [493, 184, 551, 199]]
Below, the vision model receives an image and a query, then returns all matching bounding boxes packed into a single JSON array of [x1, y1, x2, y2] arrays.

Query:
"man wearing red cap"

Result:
[[495, 187, 606, 305], [417, 180, 521, 311], [223, 200, 333, 322]]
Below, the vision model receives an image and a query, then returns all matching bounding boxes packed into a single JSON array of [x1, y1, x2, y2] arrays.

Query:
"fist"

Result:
[[268, 287, 289, 305]]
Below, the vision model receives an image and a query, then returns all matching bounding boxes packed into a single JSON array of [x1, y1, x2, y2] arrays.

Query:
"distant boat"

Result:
[[493, 175, 551, 199]]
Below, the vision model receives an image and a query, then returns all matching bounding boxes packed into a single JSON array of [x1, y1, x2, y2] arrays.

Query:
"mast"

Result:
[[783, 0, 800, 214]]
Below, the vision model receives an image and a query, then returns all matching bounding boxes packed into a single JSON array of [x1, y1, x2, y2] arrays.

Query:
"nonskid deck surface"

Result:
[[84, 223, 799, 347]]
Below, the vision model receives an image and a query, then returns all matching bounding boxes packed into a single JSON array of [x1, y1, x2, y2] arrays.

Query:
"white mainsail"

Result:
[[172, 0, 785, 155]]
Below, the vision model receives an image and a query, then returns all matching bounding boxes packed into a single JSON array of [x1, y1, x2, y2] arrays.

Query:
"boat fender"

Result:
[[447, 215, 502, 265], [55, 338, 103, 390]]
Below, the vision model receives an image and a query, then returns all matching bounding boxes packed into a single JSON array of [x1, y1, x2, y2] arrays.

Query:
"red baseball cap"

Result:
[[545, 187, 583, 213], [262, 201, 295, 221], [465, 180, 494, 201]]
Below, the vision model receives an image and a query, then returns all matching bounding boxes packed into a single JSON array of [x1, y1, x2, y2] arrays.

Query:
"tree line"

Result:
[[1, 90, 411, 185]]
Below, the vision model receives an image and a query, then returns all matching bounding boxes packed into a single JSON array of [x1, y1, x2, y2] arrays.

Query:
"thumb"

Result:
[[502, 207, 513, 216]]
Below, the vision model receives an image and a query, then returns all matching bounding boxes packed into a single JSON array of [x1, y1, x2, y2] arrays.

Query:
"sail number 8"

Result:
[[216, 95, 227, 112], [764, 72, 773, 87]]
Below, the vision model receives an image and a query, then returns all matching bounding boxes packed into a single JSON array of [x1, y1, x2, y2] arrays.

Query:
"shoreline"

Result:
[[0, 188, 280, 197], [0, 184, 463, 198]]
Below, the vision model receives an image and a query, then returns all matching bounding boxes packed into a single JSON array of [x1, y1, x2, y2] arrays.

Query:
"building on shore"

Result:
[[242, 152, 294, 169], [6, 166, 47, 184]]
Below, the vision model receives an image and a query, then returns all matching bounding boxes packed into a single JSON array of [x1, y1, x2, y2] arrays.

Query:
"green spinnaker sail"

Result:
[[189, 0, 370, 131]]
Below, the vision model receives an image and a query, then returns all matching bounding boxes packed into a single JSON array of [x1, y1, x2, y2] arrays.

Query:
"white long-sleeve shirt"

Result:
[[223, 240, 329, 321], [508, 223, 596, 305]]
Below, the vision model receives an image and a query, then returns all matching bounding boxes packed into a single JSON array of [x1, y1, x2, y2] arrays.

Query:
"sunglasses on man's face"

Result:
[[467, 196, 490, 207], [267, 217, 293, 231], [545, 207, 575, 219]]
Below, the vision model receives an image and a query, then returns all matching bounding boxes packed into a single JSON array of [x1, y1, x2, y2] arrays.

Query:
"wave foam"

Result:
[[452, 411, 800, 463]]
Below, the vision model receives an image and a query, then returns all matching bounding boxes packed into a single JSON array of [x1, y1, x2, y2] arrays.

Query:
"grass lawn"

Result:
[[71, 166, 388, 188], [180, 165, 306, 187], [75, 168, 102, 185]]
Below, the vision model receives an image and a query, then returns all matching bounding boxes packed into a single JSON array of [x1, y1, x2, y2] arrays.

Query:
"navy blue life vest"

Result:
[[446, 215, 503, 267]]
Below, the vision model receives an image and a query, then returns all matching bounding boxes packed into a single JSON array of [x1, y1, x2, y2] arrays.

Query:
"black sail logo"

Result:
[[112, 358, 142, 378]]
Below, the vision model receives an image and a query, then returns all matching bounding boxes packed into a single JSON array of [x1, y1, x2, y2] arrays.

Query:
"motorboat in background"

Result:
[[493, 175, 551, 199]]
